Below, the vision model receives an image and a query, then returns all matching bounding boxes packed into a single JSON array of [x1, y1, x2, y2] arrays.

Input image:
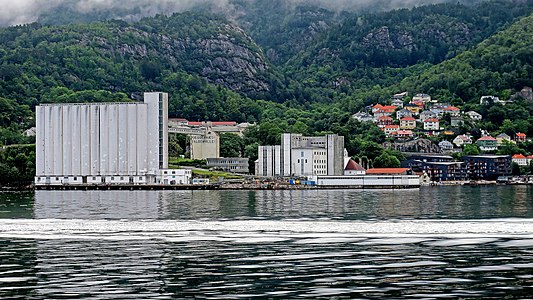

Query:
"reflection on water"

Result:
[[0, 186, 532, 298], [31, 186, 533, 220], [0, 218, 532, 299]]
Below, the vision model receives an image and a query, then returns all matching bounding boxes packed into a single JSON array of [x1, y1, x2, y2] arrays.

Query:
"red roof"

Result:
[[366, 168, 410, 175], [212, 121, 237, 126], [424, 118, 439, 122], [378, 116, 393, 120], [444, 106, 460, 111], [391, 130, 414, 135], [478, 136, 496, 141], [373, 104, 384, 109], [512, 154, 526, 159], [384, 125, 399, 129], [188, 121, 202, 126], [401, 117, 416, 121], [381, 105, 397, 112], [345, 159, 365, 171], [516, 132, 526, 137]]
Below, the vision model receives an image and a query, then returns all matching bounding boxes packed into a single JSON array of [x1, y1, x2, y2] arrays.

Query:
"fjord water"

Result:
[[0, 186, 532, 299]]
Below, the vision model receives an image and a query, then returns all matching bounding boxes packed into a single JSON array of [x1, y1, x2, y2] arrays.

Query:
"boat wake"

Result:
[[0, 219, 532, 246]]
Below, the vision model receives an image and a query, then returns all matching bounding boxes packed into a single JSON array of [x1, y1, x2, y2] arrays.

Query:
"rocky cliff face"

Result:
[[77, 20, 273, 97]]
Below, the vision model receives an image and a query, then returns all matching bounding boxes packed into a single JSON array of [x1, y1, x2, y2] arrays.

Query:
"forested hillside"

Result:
[[1, 0, 533, 181], [284, 0, 533, 104]]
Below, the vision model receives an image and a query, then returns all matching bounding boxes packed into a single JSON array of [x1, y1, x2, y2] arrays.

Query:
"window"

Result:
[[92, 177, 96, 180], [111, 177, 114, 180], [120, 177, 124, 180]]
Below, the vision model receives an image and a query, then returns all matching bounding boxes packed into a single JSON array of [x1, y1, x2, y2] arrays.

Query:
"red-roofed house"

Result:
[[443, 106, 461, 116], [374, 106, 397, 118], [383, 125, 400, 135], [423, 118, 440, 130], [516, 132, 527, 142], [377, 116, 394, 128], [476, 136, 498, 151], [411, 100, 425, 109], [344, 159, 366, 175], [400, 117, 416, 129], [390, 130, 414, 139], [366, 168, 411, 175], [512, 154, 528, 166], [372, 104, 384, 114]]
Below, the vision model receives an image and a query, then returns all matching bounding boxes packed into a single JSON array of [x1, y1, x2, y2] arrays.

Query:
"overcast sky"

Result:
[[0, 0, 475, 27]]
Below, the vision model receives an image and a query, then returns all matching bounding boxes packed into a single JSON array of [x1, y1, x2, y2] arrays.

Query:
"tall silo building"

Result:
[[35, 92, 168, 185]]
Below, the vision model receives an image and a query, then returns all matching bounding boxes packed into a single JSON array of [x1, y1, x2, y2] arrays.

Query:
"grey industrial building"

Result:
[[34, 92, 168, 185]]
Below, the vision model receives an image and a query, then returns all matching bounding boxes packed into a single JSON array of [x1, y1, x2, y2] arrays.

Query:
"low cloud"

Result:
[[0, 0, 477, 27]]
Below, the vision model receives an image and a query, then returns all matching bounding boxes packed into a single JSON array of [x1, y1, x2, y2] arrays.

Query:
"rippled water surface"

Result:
[[0, 186, 532, 299]]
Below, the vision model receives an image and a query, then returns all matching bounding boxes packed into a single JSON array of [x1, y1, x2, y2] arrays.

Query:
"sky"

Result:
[[0, 0, 478, 27]]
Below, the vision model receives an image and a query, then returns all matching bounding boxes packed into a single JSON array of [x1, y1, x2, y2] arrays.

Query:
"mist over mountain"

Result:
[[0, 0, 485, 27]]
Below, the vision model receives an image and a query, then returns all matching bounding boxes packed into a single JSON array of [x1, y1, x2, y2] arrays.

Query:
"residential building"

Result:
[[396, 108, 413, 120], [404, 103, 421, 115], [423, 118, 440, 131], [462, 155, 512, 180], [411, 100, 426, 110], [438, 140, 454, 151], [443, 106, 461, 116], [465, 111, 482, 121], [390, 130, 414, 139], [420, 110, 437, 121], [401, 155, 467, 182], [34, 92, 168, 186], [207, 157, 249, 173], [511, 154, 529, 166], [377, 116, 394, 128], [496, 133, 513, 146], [412, 93, 431, 103], [515, 132, 527, 143], [391, 99, 404, 108], [383, 125, 400, 135], [372, 104, 384, 114], [23, 127, 36, 137], [352, 112, 374, 122], [256, 133, 344, 177], [400, 117, 416, 130], [476, 136, 498, 151], [374, 106, 397, 118], [453, 134, 473, 147], [450, 116, 464, 127]]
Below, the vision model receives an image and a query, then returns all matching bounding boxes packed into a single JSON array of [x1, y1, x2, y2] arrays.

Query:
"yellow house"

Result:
[[400, 117, 416, 129], [405, 103, 421, 115]]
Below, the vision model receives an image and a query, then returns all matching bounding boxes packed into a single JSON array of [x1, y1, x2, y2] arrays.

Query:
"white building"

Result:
[[256, 133, 344, 177], [465, 111, 482, 121], [34, 92, 168, 185], [160, 169, 192, 185], [423, 118, 440, 131]]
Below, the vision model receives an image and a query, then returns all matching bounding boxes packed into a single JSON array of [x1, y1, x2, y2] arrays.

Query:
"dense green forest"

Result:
[[1, 0, 533, 183]]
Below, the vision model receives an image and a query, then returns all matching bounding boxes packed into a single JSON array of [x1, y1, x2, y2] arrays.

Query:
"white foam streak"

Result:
[[0, 219, 532, 242]]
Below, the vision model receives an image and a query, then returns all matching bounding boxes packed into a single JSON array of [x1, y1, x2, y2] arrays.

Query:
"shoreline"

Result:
[[1, 182, 531, 192]]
